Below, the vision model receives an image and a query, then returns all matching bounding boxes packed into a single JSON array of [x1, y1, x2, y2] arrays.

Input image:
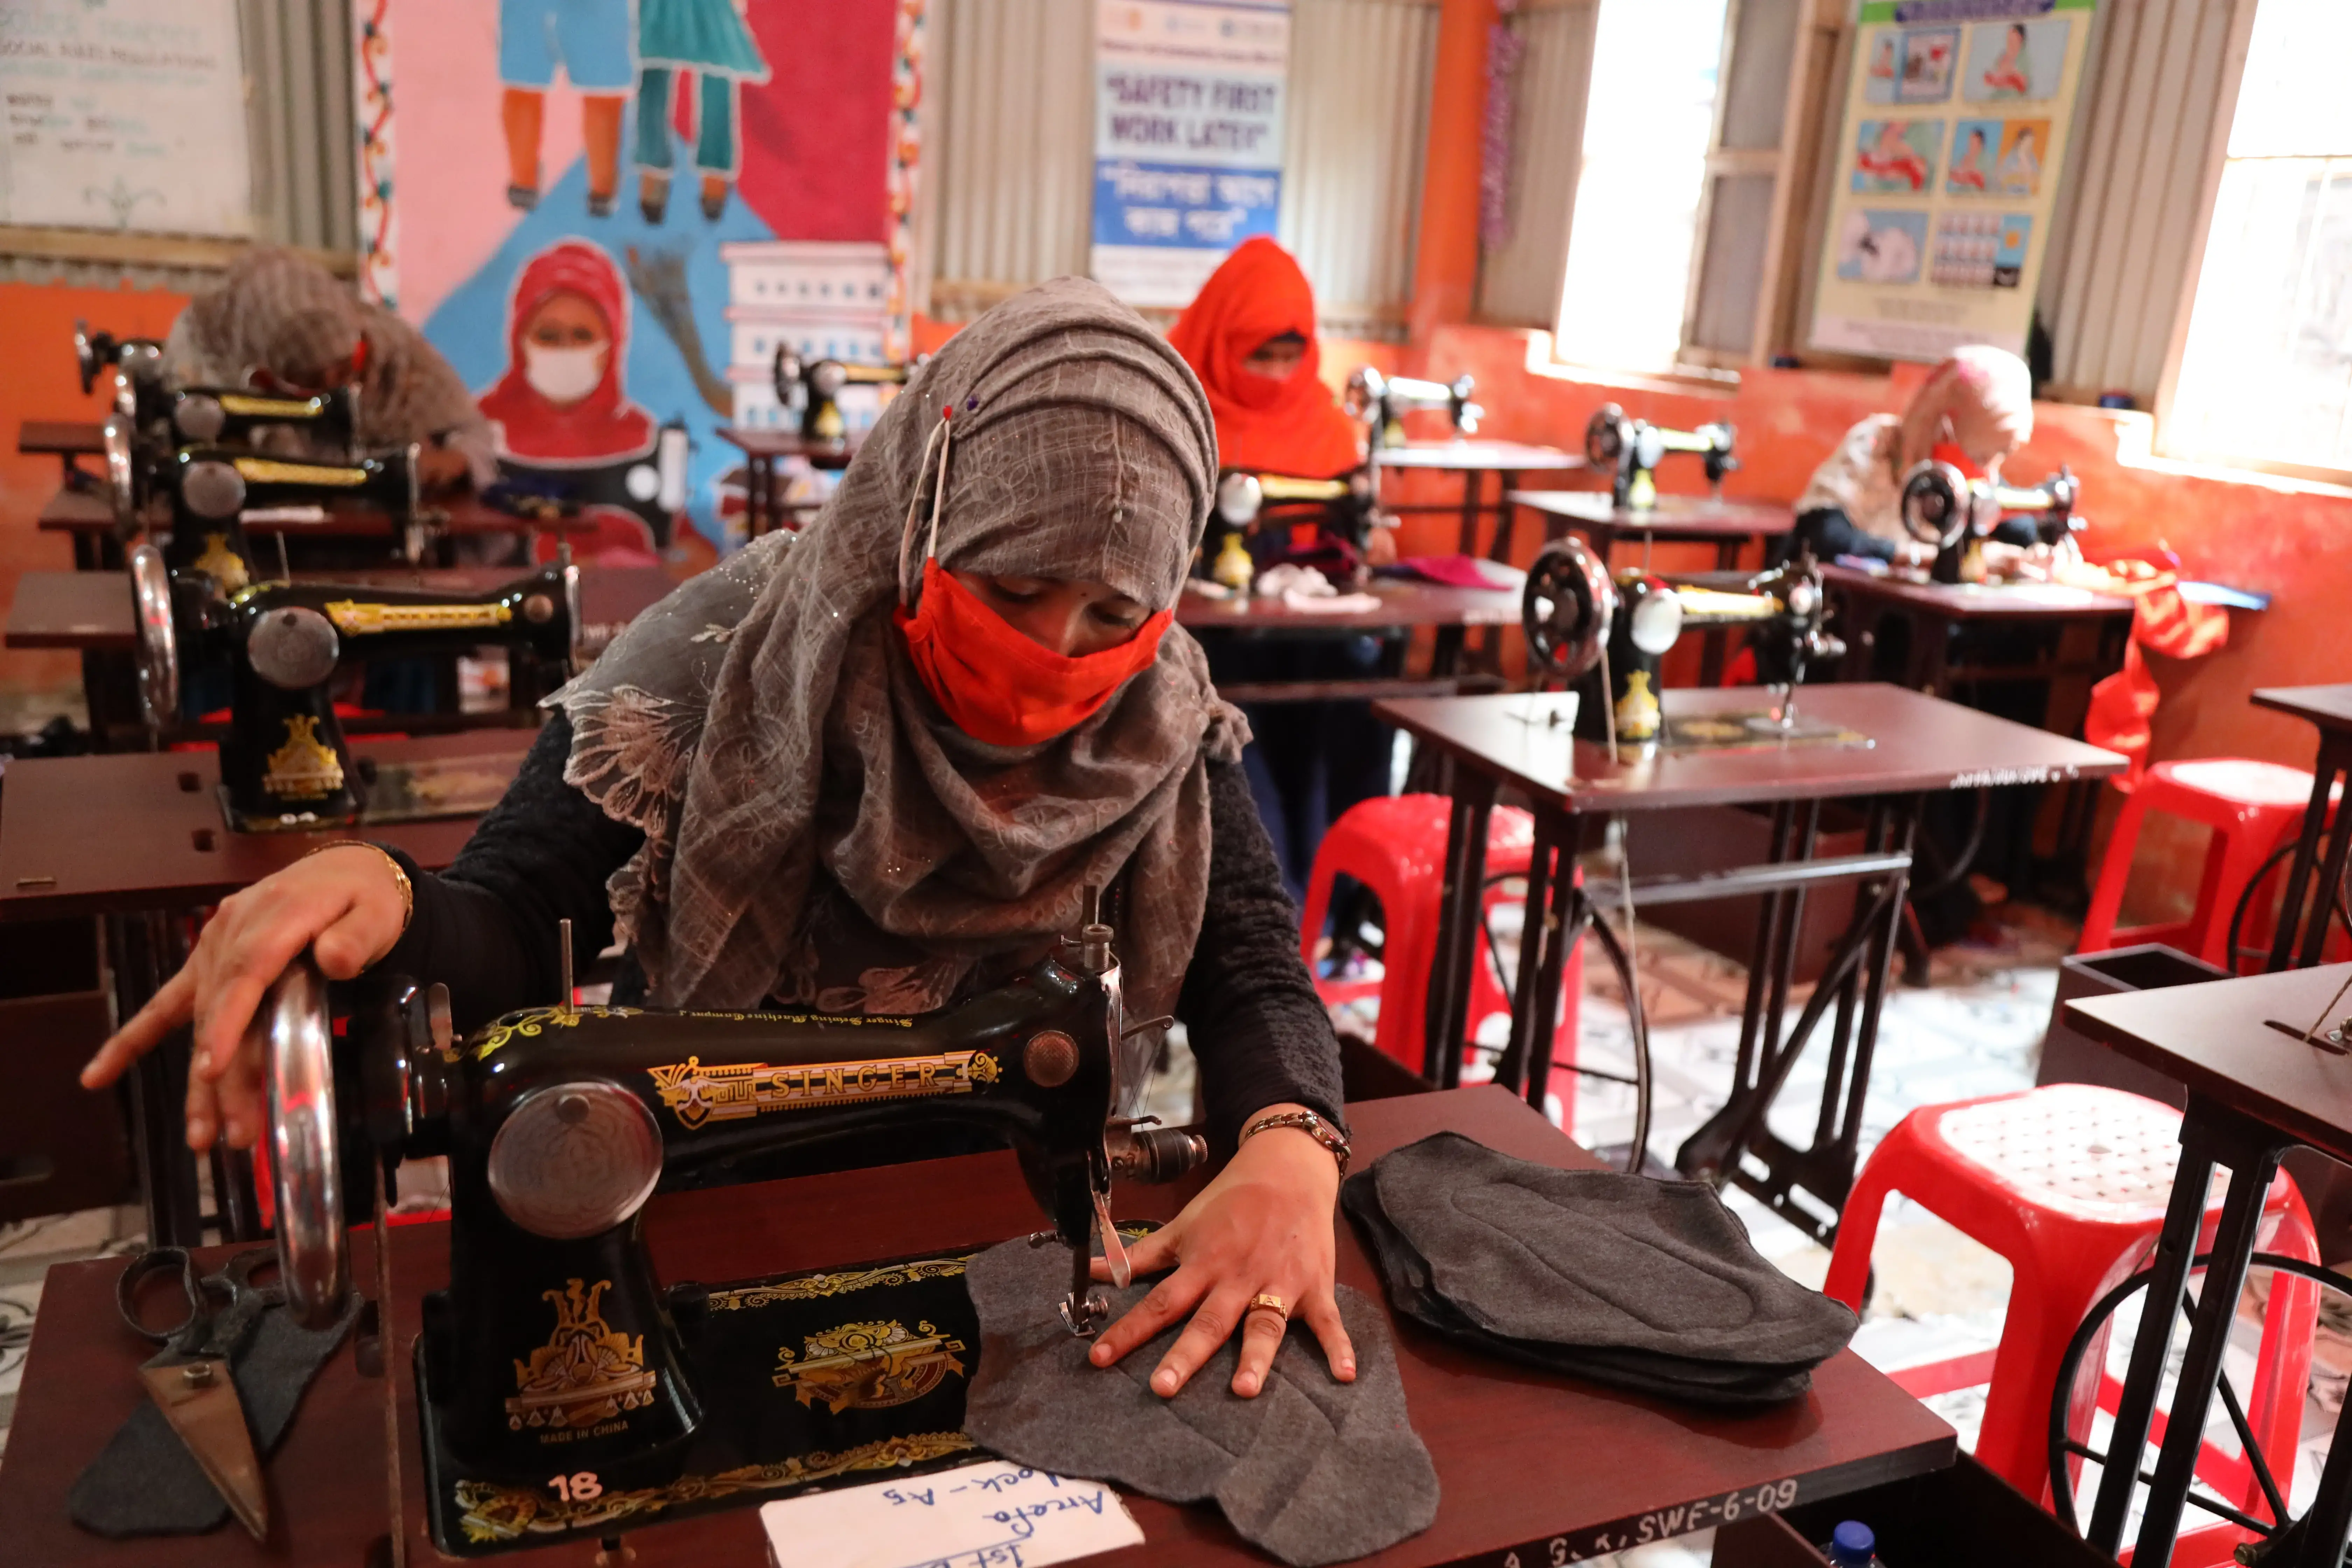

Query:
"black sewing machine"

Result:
[[1522, 537, 1844, 747], [126, 542, 576, 830], [1202, 464, 1383, 588], [1583, 404, 1738, 510], [248, 887, 1205, 1551], [1345, 368, 1482, 450], [151, 441, 425, 592], [1899, 460, 2081, 584], [74, 320, 164, 408], [771, 350, 912, 445]]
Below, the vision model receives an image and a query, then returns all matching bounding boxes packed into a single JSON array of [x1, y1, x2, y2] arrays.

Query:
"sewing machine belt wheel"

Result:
[[487, 1081, 665, 1240], [248, 608, 342, 691], [175, 394, 226, 443]]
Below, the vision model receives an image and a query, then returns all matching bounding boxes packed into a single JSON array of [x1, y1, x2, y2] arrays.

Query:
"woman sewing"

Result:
[[1167, 237, 1390, 897], [162, 247, 498, 490], [85, 279, 1357, 1406], [1779, 344, 2039, 574]]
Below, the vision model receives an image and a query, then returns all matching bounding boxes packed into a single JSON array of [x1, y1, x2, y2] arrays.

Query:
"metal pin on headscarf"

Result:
[[896, 404, 957, 606]]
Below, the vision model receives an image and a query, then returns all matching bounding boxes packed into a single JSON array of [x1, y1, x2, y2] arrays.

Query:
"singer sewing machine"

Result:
[[1202, 464, 1384, 588], [247, 888, 1205, 1553], [1899, 460, 2081, 584], [1522, 536, 1847, 748], [126, 541, 576, 831], [1346, 368, 1482, 450], [74, 320, 164, 408], [1583, 404, 1739, 511], [771, 350, 912, 445], [143, 438, 426, 591]]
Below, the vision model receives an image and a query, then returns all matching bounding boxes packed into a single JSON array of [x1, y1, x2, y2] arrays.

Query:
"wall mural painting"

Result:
[[360, 0, 923, 558]]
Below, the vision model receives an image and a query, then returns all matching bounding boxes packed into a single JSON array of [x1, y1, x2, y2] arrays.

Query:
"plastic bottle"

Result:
[[1820, 1520, 1884, 1567]]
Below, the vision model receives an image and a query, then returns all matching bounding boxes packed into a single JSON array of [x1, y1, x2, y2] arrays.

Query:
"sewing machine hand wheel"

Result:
[[103, 414, 138, 536], [1521, 536, 1616, 681], [1583, 404, 1630, 469], [127, 544, 180, 730], [251, 954, 349, 1330], [1900, 460, 1974, 550]]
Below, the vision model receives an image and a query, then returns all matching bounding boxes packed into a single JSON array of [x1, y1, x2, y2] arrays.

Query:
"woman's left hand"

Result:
[[1086, 1106, 1354, 1400]]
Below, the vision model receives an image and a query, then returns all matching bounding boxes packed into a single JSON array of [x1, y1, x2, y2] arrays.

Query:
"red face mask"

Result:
[[896, 559, 1171, 747]]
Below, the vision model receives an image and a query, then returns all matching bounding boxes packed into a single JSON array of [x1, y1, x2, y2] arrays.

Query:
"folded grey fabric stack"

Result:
[[960, 1237, 1439, 1567], [1342, 1132, 1857, 1408]]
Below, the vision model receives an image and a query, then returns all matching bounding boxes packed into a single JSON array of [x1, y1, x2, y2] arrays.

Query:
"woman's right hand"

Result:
[[79, 845, 411, 1152]]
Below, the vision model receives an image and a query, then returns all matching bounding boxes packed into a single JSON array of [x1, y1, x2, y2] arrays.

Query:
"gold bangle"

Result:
[[301, 841, 413, 937]]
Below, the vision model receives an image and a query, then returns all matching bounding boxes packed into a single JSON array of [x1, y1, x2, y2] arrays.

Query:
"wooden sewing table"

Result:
[[0, 1086, 1956, 1567]]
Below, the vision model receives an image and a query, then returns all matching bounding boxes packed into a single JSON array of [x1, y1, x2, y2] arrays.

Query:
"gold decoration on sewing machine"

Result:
[[191, 531, 250, 592], [470, 1004, 641, 1060], [451, 1432, 978, 1545], [216, 394, 318, 418], [231, 456, 370, 488], [261, 715, 344, 799], [1256, 474, 1349, 503], [771, 1319, 968, 1413], [505, 1278, 659, 1435], [646, 1050, 1004, 1129], [323, 599, 516, 636], [708, 1256, 970, 1310], [1615, 669, 1662, 743]]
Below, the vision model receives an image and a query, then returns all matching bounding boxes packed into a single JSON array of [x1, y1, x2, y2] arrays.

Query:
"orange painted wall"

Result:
[[0, 281, 188, 699]]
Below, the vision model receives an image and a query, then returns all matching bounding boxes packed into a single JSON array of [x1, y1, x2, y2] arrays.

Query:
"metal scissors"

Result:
[[116, 1245, 286, 1540]]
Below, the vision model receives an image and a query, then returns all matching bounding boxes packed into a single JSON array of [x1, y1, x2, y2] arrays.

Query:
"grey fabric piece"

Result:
[[1341, 1172, 1818, 1407], [1372, 1133, 1856, 1366], [551, 276, 1246, 1036], [961, 1238, 1437, 1568], [69, 1292, 362, 1538]]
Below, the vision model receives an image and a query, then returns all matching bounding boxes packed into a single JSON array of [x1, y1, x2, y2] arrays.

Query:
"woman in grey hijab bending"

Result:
[[88, 279, 1359, 1402]]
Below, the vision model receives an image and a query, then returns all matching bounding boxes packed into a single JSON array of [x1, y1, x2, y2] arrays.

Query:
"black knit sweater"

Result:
[[375, 715, 1345, 1149]]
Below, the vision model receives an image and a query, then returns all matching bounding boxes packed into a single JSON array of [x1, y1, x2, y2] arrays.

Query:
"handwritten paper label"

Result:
[[758, 1461, 1144, 1568]]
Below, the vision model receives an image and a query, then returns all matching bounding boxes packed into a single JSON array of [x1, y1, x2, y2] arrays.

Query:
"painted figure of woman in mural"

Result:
[[499, 0, 632, 215], [1998, 125, 2042, 195], [635, 0, 774, 224], [1856, 121, 1930, 193], [1948, 125, 1991, 192]]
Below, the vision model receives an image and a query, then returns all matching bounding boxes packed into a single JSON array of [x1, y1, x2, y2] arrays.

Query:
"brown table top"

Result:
[[717, 425, 860, 464], [0, 733, 530, 920], [4, 564, 676, 652], [37, 494, 596, 539], [2065, 964, 2352, 1163], [1177, 579, 1519, 633], [2252, 684, 2352, 734], [1822, 565, 2136, 620], [0, 1086, 1953, 1567], [1373, 683, 2126, 816], [1506, 490, 1794, 541], [1374, 440, 1585, 474], [18, 418, 106, 456]]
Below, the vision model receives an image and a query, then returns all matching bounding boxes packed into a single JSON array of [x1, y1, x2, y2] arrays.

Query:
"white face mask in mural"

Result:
[[524, 343, 608, 404]]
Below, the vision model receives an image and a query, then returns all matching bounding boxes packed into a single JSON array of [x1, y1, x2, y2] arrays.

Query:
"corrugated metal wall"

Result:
[[1281, 0, 1439, 334], [924, 0, 1438, 330], [2036, 0, 2243, 405], [241, 0, 359, 253], [925, 0, 1096, 319], [1474, 0, 1598, 328]]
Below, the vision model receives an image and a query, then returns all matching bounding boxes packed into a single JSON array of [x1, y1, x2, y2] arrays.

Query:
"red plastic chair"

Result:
[[1824, 1084, 2318, 1549], [2078, 760, 2320, 965], [1300, 796, 1581, 1103]]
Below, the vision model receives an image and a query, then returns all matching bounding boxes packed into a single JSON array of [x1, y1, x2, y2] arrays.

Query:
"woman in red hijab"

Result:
[[478, 239, 657, 464], [1168, 237, 1362, 478]]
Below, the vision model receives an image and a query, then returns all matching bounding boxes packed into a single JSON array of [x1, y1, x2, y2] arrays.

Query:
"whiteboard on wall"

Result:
[[0, 0, 252, 236]]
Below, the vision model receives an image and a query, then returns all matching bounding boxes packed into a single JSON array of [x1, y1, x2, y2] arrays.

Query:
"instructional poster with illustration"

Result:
[[1809, 0, 2093, 362]]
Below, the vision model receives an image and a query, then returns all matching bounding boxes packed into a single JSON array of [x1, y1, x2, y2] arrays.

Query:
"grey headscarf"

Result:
[[161, 247, 498, 484], [554, 278, 1244, 1026]]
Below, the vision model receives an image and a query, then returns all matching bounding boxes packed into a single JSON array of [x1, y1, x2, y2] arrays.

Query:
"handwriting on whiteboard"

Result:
[[760, 1461, 1143, 1568]]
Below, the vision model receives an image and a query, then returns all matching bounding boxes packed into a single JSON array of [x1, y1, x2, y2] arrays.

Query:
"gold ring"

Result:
[[1248, 1292, 1288, 1322]]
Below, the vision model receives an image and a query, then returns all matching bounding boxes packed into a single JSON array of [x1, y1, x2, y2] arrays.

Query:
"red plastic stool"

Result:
[[2078, 760, 2319, 966], [1824, 1085, 2318, 1544], [1301, 795, 1581, 1092]]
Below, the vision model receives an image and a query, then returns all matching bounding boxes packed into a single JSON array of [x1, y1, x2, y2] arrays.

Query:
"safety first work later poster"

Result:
[[1808, 0, 2094, 362]]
